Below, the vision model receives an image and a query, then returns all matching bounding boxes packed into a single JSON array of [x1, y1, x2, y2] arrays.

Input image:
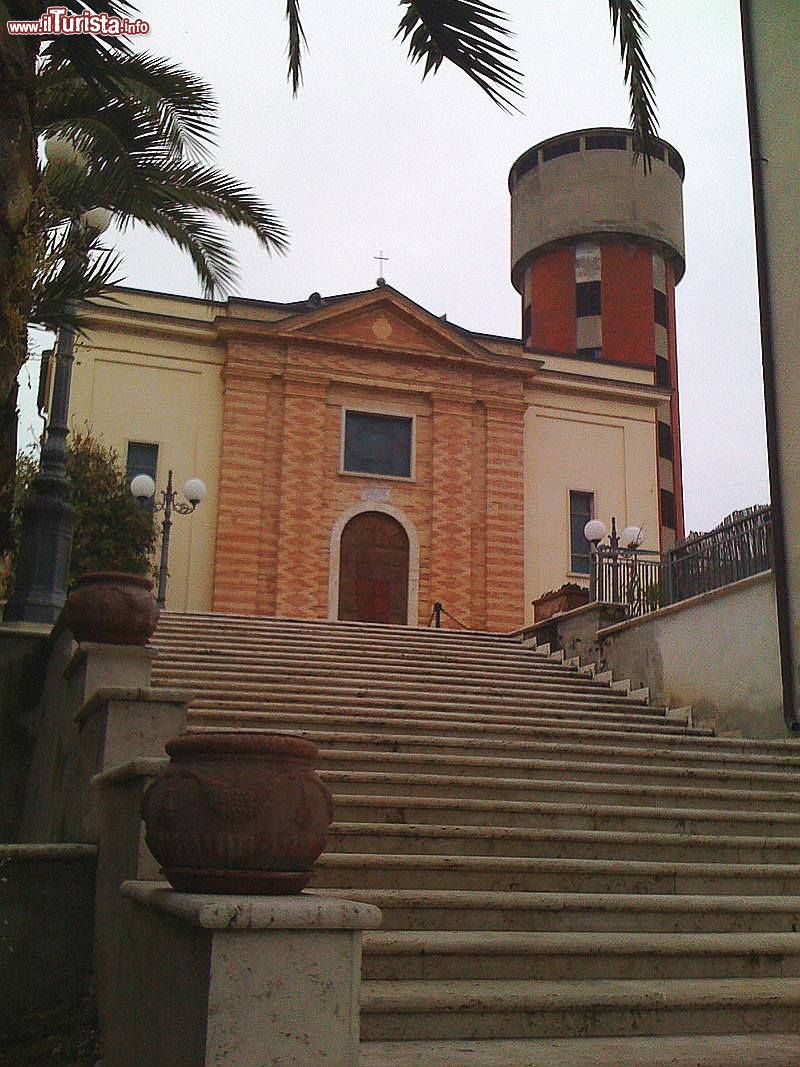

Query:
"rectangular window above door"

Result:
[[342, 411, 413, 479]]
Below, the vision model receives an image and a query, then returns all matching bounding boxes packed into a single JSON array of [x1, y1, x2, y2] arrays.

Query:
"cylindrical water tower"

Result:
[[509, 127, 686, 545]]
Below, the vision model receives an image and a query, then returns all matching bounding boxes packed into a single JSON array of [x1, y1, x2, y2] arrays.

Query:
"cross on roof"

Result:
[[374, 250, 389, 281]]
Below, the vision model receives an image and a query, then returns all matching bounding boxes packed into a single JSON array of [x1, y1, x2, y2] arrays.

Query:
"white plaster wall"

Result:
[[69, 310, 224, 612], [524, 391, 659, 621], [598, 571, 784, 737]]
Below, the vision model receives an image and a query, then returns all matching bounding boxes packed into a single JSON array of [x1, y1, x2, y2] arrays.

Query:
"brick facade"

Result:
[[211, 290, 532, 631]]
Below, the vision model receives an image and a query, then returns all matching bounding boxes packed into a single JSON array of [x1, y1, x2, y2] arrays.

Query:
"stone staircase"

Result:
[[150, 613, 800, 1066]]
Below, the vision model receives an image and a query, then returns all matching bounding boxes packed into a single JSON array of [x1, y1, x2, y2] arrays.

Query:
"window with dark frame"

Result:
[[569, 490, 594, 574], [656, 356, 671, 387], [585, 133, 627, 151], [576, 281, 601, 317], [126, 441, 159, 511], [654, 289, 668, 327], [542, 137, 580, 161], [343, 411, 413, 479], [661, 488, 677, 530], [658, 421, 673, 460]]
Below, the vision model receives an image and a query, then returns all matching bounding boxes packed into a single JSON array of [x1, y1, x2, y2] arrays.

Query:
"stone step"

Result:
[[312, 852, 800, 895], [189, 720, 800, 772], [326, 822, 800, 865], [155, 665, 652, 707], [190, 719, 717, 765], [314, 889, 800, 934], [313, 747, 800, 792], [316, 730, 800, 771], [315, 746, 800, 798], [332, 793, 800, 838], [359, 1033, 800, 1066], [169, 680, 657, 716], [193, 704, 712, 746], [361, 930, 800, 981], [156, 613, 539, 648], [154, 627, 558, 661], [155, 618, 539, 648], [358, 977, 800, 1041], [152, 650, 630, 692], [319, 768, 800, 812]]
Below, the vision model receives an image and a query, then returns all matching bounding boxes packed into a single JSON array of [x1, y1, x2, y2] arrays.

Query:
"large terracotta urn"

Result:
[[64, 571, 159, 645], [141, 731, 334, 894]]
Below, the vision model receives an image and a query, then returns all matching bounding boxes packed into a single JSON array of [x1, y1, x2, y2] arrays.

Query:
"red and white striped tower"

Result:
[[509, 127, 686, 546]]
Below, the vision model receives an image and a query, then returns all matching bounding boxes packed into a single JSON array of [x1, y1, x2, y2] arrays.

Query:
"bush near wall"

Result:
[[5, 430, 155, 599]]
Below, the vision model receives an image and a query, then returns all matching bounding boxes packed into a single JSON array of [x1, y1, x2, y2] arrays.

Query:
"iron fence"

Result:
[[589, 505, 773, 618], [591, 547, 663, 617]]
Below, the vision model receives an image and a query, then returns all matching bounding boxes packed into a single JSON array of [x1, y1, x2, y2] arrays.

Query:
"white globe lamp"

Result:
[[80, 206, 113, 233], [183, 478, 207, 506], [583, 519, 607, 545], [621, 525, 644, 549], [130, 474, 156, 501]]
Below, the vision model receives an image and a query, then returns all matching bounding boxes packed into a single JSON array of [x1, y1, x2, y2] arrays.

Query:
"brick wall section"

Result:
[[484, 402, 526, 630], [255, 375, 285, 615], [212, 350, 273, 613], [429, 397, 473, 628], [470, 402, 488, 629], [275, 375, 329, 618]]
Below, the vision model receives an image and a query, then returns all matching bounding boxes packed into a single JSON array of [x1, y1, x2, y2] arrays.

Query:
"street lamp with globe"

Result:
[[131, 471, 207, 608], [5, 137, 115, 623]]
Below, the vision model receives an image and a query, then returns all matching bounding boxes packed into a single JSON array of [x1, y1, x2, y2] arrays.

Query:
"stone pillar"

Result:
[[104, 882, 382, 1067], [430, 396, 473, 626], [485, 402, 526, 631], [20, 640, 168, 842]]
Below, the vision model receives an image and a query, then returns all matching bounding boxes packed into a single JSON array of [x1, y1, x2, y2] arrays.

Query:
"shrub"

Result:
[[8, 430, 155, 595]]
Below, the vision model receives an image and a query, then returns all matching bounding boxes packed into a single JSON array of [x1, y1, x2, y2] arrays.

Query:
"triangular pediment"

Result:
[[276, 286, 491, 362]]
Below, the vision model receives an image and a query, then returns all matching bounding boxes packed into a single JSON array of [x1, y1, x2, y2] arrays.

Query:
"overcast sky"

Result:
[[21, 1, 769, 533]]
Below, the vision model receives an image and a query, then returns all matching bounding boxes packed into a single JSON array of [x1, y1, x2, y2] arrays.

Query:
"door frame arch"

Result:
[[328, 502, 420, 625]]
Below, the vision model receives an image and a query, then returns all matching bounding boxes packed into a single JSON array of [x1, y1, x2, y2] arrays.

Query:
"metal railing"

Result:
[[428, 601, 470, 630], [589, 505, 773, 618], [590, 546, 664, 617], [663, 505, 772, 604]]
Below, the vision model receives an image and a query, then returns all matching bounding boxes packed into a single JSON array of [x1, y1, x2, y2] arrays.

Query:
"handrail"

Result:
[[428, 601, 471, 630]]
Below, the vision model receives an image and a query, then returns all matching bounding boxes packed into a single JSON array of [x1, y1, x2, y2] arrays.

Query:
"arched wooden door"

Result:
[[338, 511, 410, 625]]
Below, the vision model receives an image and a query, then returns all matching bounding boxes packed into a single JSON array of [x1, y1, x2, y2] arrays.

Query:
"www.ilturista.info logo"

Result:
[[7, 5, 149, 35]]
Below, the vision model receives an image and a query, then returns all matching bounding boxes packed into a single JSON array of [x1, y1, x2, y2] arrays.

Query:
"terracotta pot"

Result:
[[533, 586, 590, 623], [141, 731, 334, 894], [64, 571, 160, 645]]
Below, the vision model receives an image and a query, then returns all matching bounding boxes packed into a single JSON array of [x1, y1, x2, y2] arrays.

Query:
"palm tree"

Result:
[[0, 0, 657, 549], [32, 48, 288, 329], [1, 10, 288, 548]]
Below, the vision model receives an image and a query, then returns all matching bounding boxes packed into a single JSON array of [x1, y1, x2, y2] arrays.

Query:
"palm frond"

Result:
[[30, 229, 123, 331], [37, 53, 219, 158], [118, 162, 290, 256], [129, 204, 238, 297], [285, 0, 308, 94], [607, 0, 658, 169], [396, 0, 522, 112]]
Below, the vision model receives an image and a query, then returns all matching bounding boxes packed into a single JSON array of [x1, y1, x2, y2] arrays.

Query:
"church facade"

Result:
[[64, 129, 685, 630]]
